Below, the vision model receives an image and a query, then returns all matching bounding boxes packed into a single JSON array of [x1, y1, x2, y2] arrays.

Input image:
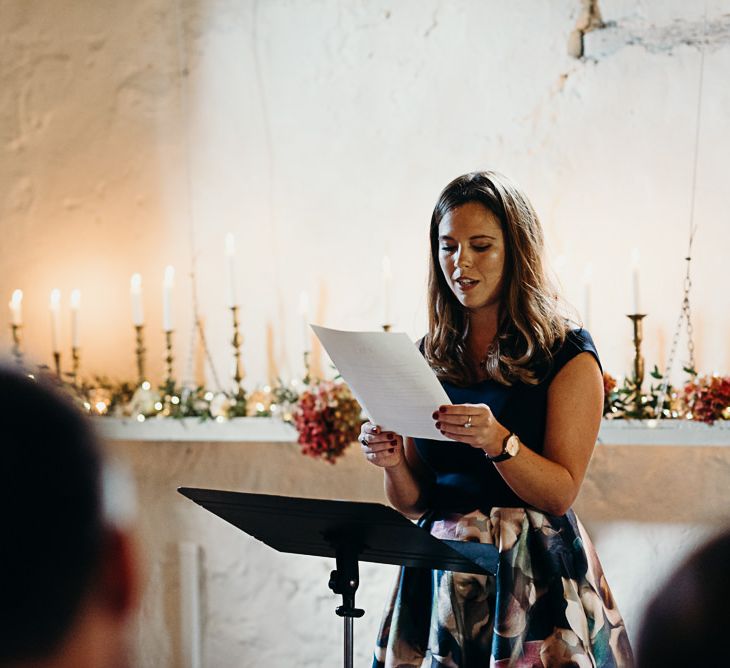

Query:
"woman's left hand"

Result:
[[433, 403, 510, 458]]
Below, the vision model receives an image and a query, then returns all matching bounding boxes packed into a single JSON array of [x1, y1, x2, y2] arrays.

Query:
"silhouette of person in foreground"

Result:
[[636, 528, 730, 668], [0, 364, 140, 668]]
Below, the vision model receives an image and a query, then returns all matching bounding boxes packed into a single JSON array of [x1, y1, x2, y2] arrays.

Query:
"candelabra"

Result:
[[53, 351, 62, 378], [628, 314, 646, 416], [71, 347, 80, 386], [382, 324, 392, 332], [230, 306, 245, 398], [302, 350, 311, 386], [164, 330, 175, 387], [10, 324, 23, 366], [134, 325, 146, 384]]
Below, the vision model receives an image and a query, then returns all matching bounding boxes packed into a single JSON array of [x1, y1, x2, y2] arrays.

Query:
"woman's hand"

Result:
[[359, 421, 405, 469], [433, 403, 510, 458]]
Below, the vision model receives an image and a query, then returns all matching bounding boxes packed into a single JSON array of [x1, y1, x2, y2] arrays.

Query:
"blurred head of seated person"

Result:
[[0, 364, 139, 668], [636, 528, 730, 668]]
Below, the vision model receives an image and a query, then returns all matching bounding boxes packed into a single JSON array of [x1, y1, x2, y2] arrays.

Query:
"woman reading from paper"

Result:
[[359, 171, 633, 667]]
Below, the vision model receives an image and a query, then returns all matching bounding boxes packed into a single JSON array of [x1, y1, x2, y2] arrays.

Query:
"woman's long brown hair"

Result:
[[425, 171, 567, 386]]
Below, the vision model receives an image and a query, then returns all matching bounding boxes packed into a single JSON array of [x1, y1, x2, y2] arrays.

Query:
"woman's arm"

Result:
[[360, 422, 433, 519], [436, 352, 603, 516]]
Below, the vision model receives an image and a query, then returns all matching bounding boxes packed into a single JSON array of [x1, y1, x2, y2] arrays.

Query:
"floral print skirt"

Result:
[[372, 508, 633, 668]]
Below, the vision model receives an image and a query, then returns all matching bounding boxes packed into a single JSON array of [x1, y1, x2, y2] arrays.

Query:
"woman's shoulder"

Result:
[[550, 327, 602, 377]]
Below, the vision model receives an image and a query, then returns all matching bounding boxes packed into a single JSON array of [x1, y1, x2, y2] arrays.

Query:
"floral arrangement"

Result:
[[603, 367, 730, 424], [293, 380, 364, 463], [683, 374, 730, 424]]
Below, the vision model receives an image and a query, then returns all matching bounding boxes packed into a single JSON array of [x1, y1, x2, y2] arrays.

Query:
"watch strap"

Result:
[[487, 432, 517, 463]]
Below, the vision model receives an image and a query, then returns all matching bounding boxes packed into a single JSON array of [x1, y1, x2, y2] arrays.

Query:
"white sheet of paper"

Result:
[[311, 325, 452, 440]]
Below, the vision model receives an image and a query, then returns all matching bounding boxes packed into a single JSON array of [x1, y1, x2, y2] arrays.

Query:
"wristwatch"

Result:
[[487, 432, 521, 463]]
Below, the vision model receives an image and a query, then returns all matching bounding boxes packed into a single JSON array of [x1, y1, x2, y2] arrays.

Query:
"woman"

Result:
[[360, 172, 633, 667]]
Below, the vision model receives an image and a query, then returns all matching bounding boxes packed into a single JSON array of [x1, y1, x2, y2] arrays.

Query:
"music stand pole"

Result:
[[328, 542, 365, 668]]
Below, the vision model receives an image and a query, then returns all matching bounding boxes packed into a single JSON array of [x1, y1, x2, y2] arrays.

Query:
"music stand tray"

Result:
[[179, 487, 498, 667]]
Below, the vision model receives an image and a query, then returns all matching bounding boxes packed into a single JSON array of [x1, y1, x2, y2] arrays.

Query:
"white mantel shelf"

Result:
[[96, 417, 730, 446]]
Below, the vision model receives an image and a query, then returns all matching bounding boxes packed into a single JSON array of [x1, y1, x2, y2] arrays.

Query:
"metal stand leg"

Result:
[[328, 542, 365, 668], [344, 617, 353, 668]]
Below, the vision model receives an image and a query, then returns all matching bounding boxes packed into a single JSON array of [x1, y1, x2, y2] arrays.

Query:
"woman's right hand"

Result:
[[359, 421, 405, 469]]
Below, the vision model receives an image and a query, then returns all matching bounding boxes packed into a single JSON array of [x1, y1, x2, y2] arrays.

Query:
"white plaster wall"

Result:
[[2, 0, 730, 389]]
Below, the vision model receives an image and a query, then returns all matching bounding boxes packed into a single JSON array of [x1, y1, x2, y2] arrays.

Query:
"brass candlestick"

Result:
[[230, 306, 245, 398], [10, 324, 23, 366], [302, 350, 311, 386], [134, 325, 146, 384], [164, 330, 175, 386], [71, 346, 80, 386], [382, 324, 392, 332], [53, 351, 62, 378], [628, 314, 646, 416]]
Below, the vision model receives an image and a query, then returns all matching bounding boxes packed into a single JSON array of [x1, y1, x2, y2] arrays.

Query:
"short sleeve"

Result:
[[549, 328, 602, 380]]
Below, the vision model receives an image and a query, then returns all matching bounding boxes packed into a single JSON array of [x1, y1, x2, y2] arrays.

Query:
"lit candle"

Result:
[[163, 265, 175, 332], [9, 289, 22, 326], [225, 233, 237, 308], [631, 248, 641, 314], [582, 264, 592, 331], [50, 289, 61, 353], [130, 274, 144, 326], [70, 289, 81, 348], [299, 291, 310, 354], [382, 255, 392, 325]]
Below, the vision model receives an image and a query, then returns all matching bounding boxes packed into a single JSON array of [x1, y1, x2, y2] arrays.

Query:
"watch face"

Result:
[[505, 434, 520, 457]]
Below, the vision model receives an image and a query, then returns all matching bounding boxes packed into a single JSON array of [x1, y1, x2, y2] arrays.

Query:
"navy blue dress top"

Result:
[[414, 328, 601, 515]]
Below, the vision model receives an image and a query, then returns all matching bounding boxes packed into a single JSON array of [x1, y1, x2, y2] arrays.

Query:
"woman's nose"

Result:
[[455, 246, 472, 268]]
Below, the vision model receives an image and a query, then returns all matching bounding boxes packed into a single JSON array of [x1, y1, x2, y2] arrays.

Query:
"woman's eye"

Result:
[[473, 245, 491, 252], [440, 246, 456, 253]]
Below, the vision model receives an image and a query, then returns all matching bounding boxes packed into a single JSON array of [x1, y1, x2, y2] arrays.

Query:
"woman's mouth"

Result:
[[455, 277, 479, 291]]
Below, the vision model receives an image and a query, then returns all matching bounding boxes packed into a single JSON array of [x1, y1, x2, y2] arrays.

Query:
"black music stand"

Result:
[[178, 488, 498, 668]]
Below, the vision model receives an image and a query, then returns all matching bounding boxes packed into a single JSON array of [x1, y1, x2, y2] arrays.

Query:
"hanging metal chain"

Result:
[[655, 4, 706, 418]]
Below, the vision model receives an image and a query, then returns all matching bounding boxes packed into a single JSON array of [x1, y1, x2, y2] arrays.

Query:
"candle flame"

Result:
[[382, 255, 392, 278], [130, 273, 142, 292], [50, 289, 61, 309], [631, 248, 640, 267], [164, 265, 175, 287], [70, 289, 81, 309], [10, 289, 22, 306]]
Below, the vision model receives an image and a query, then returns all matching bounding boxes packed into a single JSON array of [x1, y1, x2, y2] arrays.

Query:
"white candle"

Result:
[[50, 289, 61, 353], [9, 289, 22, 326], [582, 264, 592, 331], [382, 255, 392, 325], [631, 248, 641, 314], [70, 289, 81, 348], [225, 233, 237, 308], [299, 291, 310, 354], [130, 273, 144, 326], [163, 265, 175, 332]]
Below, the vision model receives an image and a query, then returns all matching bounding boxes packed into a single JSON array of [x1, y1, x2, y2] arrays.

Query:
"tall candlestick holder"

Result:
[[134, 325, 146, 384], [164, 330, 175, 387], [302, 350, 311, 386], [71, 347, 80, 386], [628, 313, 646, 417], [382, 324, 392, 332], [230, 306, 245, 399], [53, 351, 62, 378], [10, 324, 23, 366]]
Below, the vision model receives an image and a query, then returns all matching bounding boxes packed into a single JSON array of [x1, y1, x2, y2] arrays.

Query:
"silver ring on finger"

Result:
[[464, 415, 473, 429]]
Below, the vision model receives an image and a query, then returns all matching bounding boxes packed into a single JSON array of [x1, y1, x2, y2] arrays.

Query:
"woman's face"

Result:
[[437, 202, 506, 312]]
